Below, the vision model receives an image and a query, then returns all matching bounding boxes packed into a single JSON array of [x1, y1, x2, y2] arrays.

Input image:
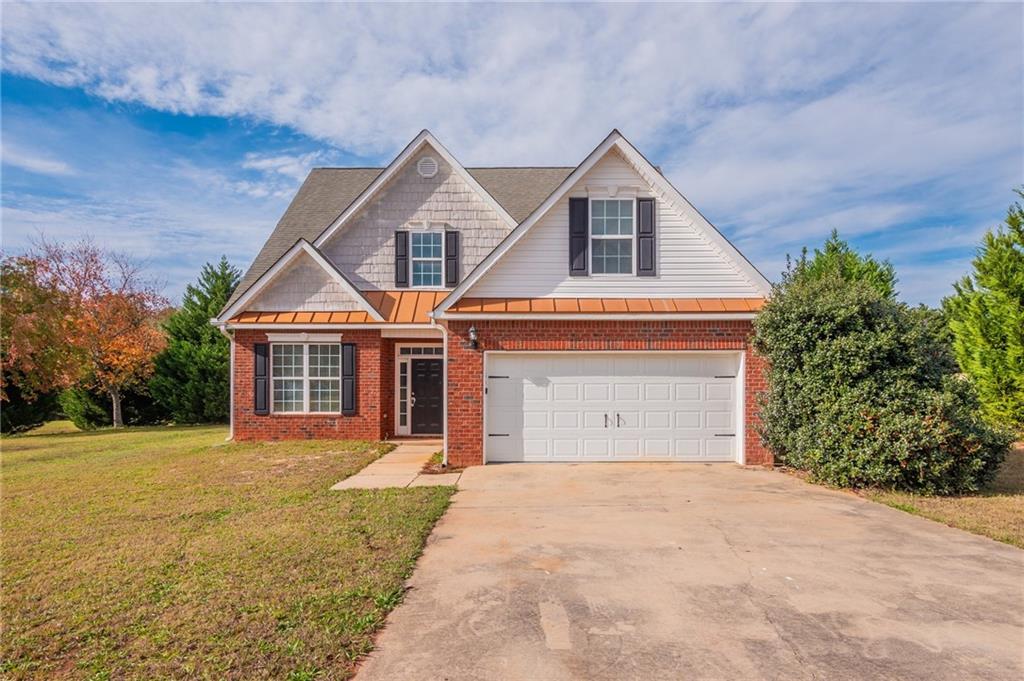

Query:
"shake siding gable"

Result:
[[246, 251, 365, 312], [320, 149, 512, 291], [466, 148, 763, 299]]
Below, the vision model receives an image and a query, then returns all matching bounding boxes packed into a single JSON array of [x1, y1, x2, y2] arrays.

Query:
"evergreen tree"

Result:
[[151, 257, 240, 423], [944, 191, 1024, 434], [796, 230, 898, 299]]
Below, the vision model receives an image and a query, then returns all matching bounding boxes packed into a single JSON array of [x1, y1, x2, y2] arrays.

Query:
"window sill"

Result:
[[267, 412, 344, 417]]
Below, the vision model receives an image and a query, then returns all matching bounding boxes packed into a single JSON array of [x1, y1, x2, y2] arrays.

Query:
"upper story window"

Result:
[[411, 232, 443, 287], [590, 199, 634, 275], [271, 343, 341, 413]]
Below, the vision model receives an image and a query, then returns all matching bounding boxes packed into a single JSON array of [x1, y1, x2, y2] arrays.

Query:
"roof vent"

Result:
[[417, 156, 438, 178]]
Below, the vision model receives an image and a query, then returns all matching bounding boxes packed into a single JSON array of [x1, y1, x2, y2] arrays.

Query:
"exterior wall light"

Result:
[[468, 325, 479, 350]]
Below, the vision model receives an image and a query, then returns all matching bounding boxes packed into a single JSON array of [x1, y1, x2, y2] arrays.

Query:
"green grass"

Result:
[[865, 445, 1024, 548], [1, 423, 454, 679]]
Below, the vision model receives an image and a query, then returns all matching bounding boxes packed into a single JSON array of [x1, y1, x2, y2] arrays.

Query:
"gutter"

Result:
[[212, 320, 235, 441], [428, 313, 450, 469]]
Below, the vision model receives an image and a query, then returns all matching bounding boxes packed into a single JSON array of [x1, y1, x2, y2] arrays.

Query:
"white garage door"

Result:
[[485, 353, 740, 463]]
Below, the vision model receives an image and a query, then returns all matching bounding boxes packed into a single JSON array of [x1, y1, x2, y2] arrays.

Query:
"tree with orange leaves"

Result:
[[2, 238, 168, 427]]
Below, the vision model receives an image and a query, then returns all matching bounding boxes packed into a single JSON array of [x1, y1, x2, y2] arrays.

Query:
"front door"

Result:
[[411, 358, 443, 434]]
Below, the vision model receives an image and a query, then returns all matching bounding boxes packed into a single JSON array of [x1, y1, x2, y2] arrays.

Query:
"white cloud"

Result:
[[2, 144, 75, 176], [1, 2, 1021, 305]]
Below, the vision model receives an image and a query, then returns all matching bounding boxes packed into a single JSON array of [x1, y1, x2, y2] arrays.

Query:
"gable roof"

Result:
[[224, 162, 572, 311], [434, 130, 773, 315], [218, 239, 384, 322]]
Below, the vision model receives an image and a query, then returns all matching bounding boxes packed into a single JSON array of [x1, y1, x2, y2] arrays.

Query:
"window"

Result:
[[590, 199, 634, 274], [272, 343, 341, 412], [411, 232, 443, 287]]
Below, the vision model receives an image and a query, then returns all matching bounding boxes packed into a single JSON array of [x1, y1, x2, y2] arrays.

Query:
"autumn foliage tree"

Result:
[[2, 239, 168, 427]]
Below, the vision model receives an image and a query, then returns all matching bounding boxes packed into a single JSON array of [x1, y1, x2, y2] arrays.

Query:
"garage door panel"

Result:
[[644, 383, 672, 401], [584, 383, 611, 401], [645, 411, 672, 429], [486, 353, 739, 463]]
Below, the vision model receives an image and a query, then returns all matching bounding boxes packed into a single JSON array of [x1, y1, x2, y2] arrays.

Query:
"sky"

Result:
[[2, 2, 1021, 306]]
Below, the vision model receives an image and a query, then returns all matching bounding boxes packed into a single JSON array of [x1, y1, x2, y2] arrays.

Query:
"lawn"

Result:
[[866, 444, 1024, 548], [1, 423, 454, 679]]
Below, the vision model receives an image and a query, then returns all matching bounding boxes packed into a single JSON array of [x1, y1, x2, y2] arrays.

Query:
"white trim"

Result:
[[313, 130, 516, 249], [381, 327, 442, 338], [266, 332, 343, 343], [228, 334, 235, 440], [269, 341, 344, 415], [431, 318, 450, 466], [216, 240, 384, 323], [224, 323, 430, 331], [393, 342, 444, 437], [410, 230, 445, 288], [439, 312, 757, 321], [588, 196, 636, 277], [481, 350, 745, 465], [436, 130, 772, 314]]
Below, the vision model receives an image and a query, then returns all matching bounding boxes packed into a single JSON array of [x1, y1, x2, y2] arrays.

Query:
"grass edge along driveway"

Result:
[[863, 444, 1023, 549], [2, 424, 454, 680]]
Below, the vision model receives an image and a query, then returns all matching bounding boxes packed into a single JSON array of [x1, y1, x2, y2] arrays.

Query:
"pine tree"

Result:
[[944, 191, 1024, 434], [151, 257, 241, 423]]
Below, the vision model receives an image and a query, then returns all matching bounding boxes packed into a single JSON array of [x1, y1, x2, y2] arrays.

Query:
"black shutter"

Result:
[[569, 197, 588, 276], [341, 343, 357, 416], [444, 230, 459, 287], [394, 231, 409, 288], [253, 343, 269, 415], [637, 198, 656, 276]]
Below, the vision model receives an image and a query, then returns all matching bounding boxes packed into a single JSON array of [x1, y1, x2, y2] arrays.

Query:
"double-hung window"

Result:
[[271, 343, 341, 412], [590, 199, 634, 275], [410, 232, 443, 287]]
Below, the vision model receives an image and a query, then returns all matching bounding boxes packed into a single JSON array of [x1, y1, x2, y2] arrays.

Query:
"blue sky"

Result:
[[2, 3, 1021, 306]]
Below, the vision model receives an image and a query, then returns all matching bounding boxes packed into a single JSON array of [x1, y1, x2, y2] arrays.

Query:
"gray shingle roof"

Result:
[[224, 166, 574, 310]]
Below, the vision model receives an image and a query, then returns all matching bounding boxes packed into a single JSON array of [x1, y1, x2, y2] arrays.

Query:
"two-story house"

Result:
[[213, 130, 773, 467]]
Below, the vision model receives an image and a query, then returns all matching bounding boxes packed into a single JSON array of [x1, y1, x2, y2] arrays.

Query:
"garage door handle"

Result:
[[714, 433, 735, 437], [488, 433, 509, 437], [604, 413, 609, 428], [616, 413, 623, 427]]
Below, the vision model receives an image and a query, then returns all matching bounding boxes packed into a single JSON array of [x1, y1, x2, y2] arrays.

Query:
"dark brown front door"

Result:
[[411, 358, 443, 434]]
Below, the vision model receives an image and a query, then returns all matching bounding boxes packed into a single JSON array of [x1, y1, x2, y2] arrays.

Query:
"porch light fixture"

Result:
[[468, 325, 479, 350]]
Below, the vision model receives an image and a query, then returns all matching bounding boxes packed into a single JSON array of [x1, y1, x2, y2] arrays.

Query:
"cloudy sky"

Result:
[[2, 2, 1021, 305]]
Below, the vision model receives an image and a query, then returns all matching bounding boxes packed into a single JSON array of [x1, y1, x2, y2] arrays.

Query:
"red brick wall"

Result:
[[444, 320, 771, 467], [232, 329, 385, 441]]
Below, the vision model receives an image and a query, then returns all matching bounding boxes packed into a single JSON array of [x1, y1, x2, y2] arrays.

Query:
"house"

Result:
[[213, 130, 773, 467]]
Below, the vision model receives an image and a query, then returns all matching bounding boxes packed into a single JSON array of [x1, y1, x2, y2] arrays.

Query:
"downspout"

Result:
[[214, 321, 235, 441], [429, 314, 449, 468]]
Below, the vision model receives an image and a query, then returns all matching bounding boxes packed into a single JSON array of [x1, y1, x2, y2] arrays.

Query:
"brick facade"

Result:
[[233, 329, 386, 441], [232, 322, 770, 468], [444, 319, 770, 468]]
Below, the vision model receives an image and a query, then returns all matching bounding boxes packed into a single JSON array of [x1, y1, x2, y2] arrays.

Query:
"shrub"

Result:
[[59, 387, 109, 430], [754, 265, 1011, 494], [58, 385, 164, 430], [0, 382, 59, 434]]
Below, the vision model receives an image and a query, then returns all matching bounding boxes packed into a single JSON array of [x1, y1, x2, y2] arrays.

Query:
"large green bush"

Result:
[[0, 382, 58, 433], [753, 266, 1010, 494]]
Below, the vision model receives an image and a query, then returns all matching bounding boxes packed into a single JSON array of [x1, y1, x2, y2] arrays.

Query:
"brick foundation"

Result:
[[444, 320, 771, 468]]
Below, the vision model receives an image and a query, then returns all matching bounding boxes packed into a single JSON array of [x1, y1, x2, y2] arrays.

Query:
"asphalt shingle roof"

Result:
[[225, 166, 574, 310]]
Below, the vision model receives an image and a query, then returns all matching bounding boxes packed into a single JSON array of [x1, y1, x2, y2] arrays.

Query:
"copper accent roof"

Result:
[[446, 297, 765, 314], [229, 291, 449, 325]]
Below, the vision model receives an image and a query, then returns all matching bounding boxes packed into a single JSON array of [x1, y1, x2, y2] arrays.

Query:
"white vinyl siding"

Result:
[[467, 149, 763, 298], [272, 343, 341, 413]]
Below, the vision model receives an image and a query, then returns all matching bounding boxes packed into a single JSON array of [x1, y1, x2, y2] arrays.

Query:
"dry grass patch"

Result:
[[1, 424, 453, 679], [866, 445, 1024, 548]]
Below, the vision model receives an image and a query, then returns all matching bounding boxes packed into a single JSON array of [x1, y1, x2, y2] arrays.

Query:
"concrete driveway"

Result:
[[357, 464, 1024, 680]]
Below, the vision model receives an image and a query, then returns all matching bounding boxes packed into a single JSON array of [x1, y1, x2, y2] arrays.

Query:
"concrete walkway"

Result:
[[357, 463, 1024, 680], [331, 439, 461, 489]]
